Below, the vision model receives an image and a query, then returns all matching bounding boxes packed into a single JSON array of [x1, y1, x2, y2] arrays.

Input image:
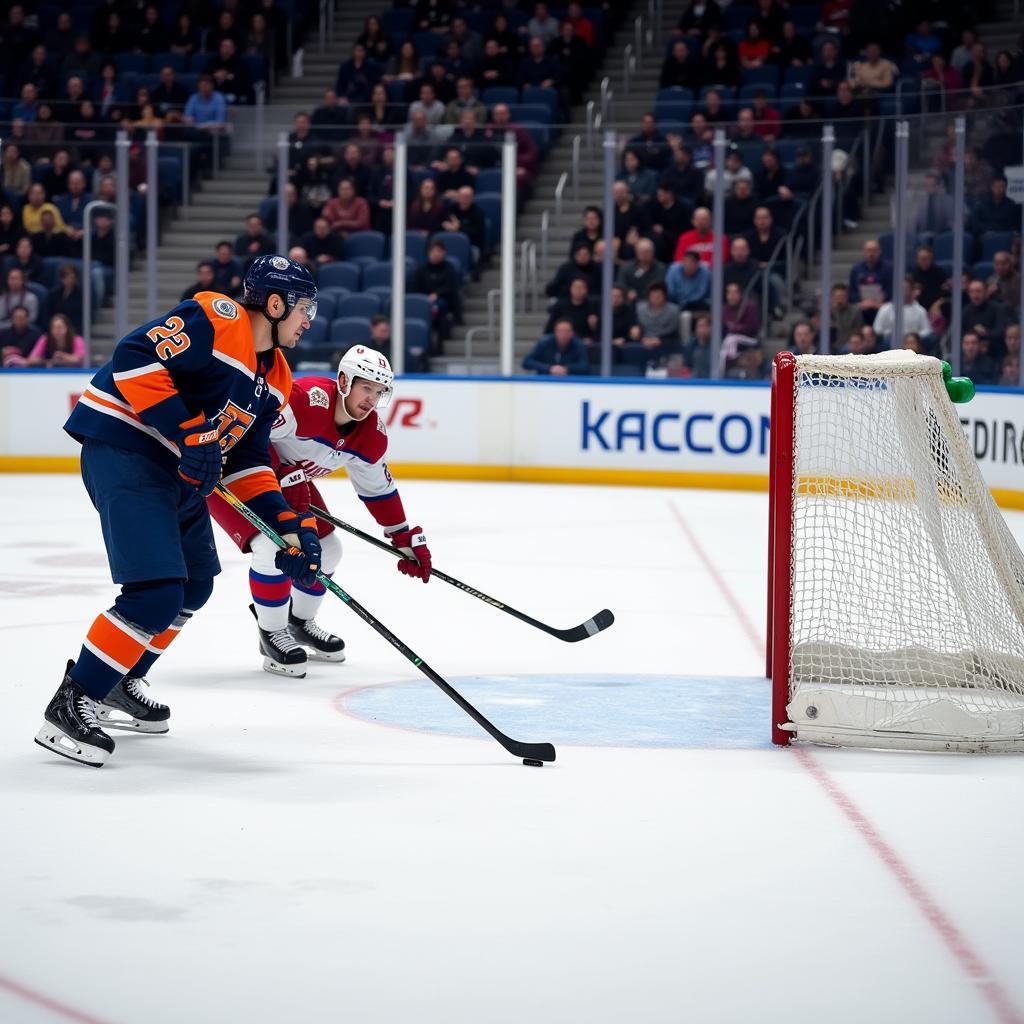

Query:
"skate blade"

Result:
[[95, 707, 170, 734], [262, 657, 307, 678], [304, 649, 346, 663], [34, 723, 110, 767]]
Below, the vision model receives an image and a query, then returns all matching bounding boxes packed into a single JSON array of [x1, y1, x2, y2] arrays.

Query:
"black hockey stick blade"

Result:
[[309, 504, 615, 644]]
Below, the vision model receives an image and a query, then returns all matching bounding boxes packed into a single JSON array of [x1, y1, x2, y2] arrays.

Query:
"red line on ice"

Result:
[[794, 748, 1023, 1024], [0, 973, 113, 1024], [669, 498, 1023, 1024]]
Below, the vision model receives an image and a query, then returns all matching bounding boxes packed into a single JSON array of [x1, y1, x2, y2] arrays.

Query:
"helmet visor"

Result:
[[294, 296, 318, 321]]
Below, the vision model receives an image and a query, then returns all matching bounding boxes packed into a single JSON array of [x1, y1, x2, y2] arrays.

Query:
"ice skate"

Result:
[[250, 604, 308, 678], [35, 660, 115, 767], [96, 677, 170, 733], [288, 608, 346, 663]]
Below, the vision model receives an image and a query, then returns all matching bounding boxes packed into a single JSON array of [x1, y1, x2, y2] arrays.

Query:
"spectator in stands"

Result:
[[745, 92, 780, 143], [666, 250, 711, 310], [488, 104, 539, 186], [413, 237, 463, 332], [660, 39, 697, 91], [409, 82, 446, 126], [358, 84, 399, 135], [152, 66, 189, 118], [828, 283, 864, 350], [207, 9, 243, 52], [11, 236, 41, 283], [442, 186, 487, 269], [357, 15, 392, 64], [705, 146, 753, 199], [961, 331, 999, 385], [211, 242, 243, 298], [987, 251, 1020, 307], [901, 331, 924, 354], [848, 239, 891, 323], [745, 204, 785, 281], [774, 20, 811, 68], [548, 243, 601, 298], [1, 144, 32, 195], [723, 237, 759, 293], [445, 77, 485, 126], [1005, 323, 1021, 360], [973, 176, 1019, 235], [910, 170, 954, 240], [21, 183, 65, 237], [445, 17, 483, 67], [661, 144, 704, 207], [55, 77, 86, 123], [739, 21, 772, 69], [810, 39, 846, 97], [700, 88, 727, 126], [23, 313, 85, 368], [56, 170, 91, 244], [921, 54, 961, 107], [408, 178, 447, 234], [22, 44, 56, 103], [525, 2, 560, 45], [628, 115, 671, 173], [48, 262, 83, 331], [367, 146, 395, 231], [336, 43, 380, 105], [722, 280, 758, 340], [487, 12, 522, 61], [753, 149, 792, 204], [964, 278, 1007, 354], [548, 20, 588, 105], [701, 43, 740, 92], [45, 10, 75, 57], [0, 305, 42, 367], [962, 43, 994, 107], [569, 208, 603, 258], [300, 217, 345, 266], [523, 317, 589, 375], [910, 246, 950, 314], [447, 109, 498, 174], [184, 75, 227, 136], [608, 284, 641, 350], [414, 0, 454, 34], [545, 276, 597, 340], [873, 276, 933, 349], [648, 183, 690, 264], [677, 0, 722, 35], [322, 179, 370, 238], [611, 181, 646, 262], [675, 207, 728, 264], [635, 282, 681, 366], [477, 37, 515, 90], [13, 84, 39, 125], [401, 110, 439, 169], [425, 58, 456, 105], [0, 205, 23, 261], [617, 239, 665, 304], [435, 148, 475, 199], [518, 35, 562, 91], [206, 38, 254, 105], [617, 149, 659, 202], [62, 33, 101, 78], [0, 267, 38, 329], [850, 42, 899, 104], [687, 115, 714, 168], [789, 320, 817, 356], [30, 208, 72, 260], [332, 142, 369, 196], [999, 353, 1019, 385], [385, 40, 422, 100]]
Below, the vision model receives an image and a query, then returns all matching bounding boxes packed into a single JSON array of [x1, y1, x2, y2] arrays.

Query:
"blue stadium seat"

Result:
[[387, 81, 407, 103], [981, 231, 1015, 261], [475, 168, 502, 193], [507, 103, 551, 125], [189, 52, 214, 72], [343, 230, 387, 265], [654, 99, 692, 122], [115, 54, 148, 75], [431, 231, 472, 277], [519, 122, 551, 154], [330, 316, 372, 346], [521, 86, 558, 120], [740, 82, 777, 102], [337, 293, 382, 319], [157, 156, 182, 205], [779, 82, 807, 108], [243, 55, 268, 85], [741, 67, 780, 91], [774, 140, 803, 168], [318, 262, 361, 292], [403, 319, 431, 371], [735, 140, 766, 170], [403, 231, 428, 266], [656, 87, 695, 104], [296, 319, 328, 350], [311, 290, 341, 322], [412, 32, 442, 59], [482, 86, 519, 106], [362, 261, 398, 290], [150, 52, 187, 73], [475, 192, 502, 250], [364, 285, 392, 309], [932, 232, 955, 262], [972, 260, 994, 281], [403, 294, 433, 324], [783, 66, 813, 88], [380, 8, 413, 35]]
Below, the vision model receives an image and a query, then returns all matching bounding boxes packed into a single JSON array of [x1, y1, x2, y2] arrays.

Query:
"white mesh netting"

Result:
[[785, 352, 1024, 751]]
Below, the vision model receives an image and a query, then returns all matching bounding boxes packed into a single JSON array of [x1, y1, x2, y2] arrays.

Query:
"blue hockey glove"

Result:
[[177, 414, 222, 496], [274, 510, 322, 588]]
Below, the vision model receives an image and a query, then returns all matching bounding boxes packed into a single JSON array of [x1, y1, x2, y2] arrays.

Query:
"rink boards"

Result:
[[3, 369, 1024, 507]]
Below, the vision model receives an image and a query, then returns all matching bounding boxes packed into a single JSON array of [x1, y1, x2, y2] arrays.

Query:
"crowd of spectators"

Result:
[[0, 0, 301, 368], [525, 0, 1023, 379]]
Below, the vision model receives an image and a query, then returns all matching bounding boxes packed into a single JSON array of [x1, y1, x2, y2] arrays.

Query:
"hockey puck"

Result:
[[523, 758, 544, 767]]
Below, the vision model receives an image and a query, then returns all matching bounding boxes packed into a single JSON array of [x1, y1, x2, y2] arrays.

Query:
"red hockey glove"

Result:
[[177, 415, 222, 496], [387, 525, 432, 583], [276, 464, 311, 513], [274, 510, 322, 588]]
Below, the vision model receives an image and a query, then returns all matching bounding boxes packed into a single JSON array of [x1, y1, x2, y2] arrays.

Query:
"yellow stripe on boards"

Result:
[[4, 456, 1024, 510]]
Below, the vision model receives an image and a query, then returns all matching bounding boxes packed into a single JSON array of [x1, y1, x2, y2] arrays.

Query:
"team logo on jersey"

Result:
[[308, 386, 331, 409], [212, 298, 238, 319], [376, 416, 386, 435]]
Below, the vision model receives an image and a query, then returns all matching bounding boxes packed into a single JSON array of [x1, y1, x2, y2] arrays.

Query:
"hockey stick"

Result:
[[215, 485, 556, 764], [308, 504, 615, 643]]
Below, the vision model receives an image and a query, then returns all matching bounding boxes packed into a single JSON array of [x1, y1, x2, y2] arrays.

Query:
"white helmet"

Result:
[[337, 345, 394, 408]]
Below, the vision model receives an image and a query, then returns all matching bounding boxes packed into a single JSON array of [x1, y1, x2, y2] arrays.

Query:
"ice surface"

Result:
[[1, 475, 1023, 1023]]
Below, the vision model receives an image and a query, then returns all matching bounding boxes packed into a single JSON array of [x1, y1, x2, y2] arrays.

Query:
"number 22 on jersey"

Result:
[[147, 316, 191, 360]]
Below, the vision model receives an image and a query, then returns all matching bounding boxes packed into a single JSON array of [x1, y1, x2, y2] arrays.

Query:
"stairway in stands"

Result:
[[89, 2, 378, 364]]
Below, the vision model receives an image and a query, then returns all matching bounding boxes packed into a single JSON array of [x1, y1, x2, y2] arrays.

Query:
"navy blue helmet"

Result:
[[243, 254, 317, 321]]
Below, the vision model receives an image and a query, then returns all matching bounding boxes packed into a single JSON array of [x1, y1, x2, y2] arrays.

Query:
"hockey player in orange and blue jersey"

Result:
[[35, 255, 322, 768]]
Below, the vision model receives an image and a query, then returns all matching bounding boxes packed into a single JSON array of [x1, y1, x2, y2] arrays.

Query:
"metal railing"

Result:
[[585, 101, 596, 152], [634, 16, 644, 61], [554, 172, 569, 230], [571, 135, 582, 202], [519, 240, 538, 313], [600, 77, 612, 123], [622, 45, 633, 96], [540, 209, 550, 280]]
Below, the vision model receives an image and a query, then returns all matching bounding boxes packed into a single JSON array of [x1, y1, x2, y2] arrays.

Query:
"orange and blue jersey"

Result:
[[65, 291, 292, 526]]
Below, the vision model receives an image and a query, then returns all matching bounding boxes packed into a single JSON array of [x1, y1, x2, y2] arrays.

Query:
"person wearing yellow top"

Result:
[[21, 182, 68, 236]]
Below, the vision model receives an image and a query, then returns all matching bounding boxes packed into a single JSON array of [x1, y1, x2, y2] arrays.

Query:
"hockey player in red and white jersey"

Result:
[[208, 345, 432, 677]]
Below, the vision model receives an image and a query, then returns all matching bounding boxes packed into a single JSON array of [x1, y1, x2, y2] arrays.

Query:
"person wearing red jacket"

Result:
[[673, 207, 729, 264]]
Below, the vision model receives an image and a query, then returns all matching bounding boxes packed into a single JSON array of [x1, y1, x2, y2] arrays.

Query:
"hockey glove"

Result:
[[274, 510, 322, 588], [277, 464, 311, 513], [387, 525, 432, 583], [177, 415, 222, 496]]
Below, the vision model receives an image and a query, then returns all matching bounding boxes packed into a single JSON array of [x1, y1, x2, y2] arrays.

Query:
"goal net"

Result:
[[767, 351, 1024, 752]]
